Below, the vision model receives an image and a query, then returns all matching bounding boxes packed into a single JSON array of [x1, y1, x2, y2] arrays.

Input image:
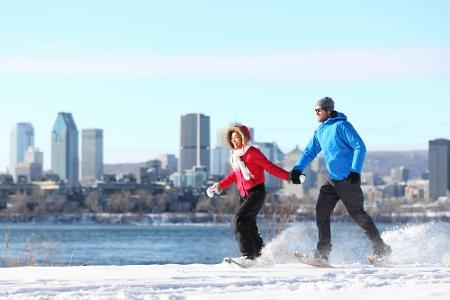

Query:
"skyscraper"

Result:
[[216, 128, 228, 148], [81, 129, 104, 185], [211, 127, 230, 177], [254, 141, 285, 191], [211, 146, 230, 177], [9, 123, 34, 179], [15, 147, 44, 182], [179, 113, 210, 174], [429, 138, 450, 199], [51, 112, 79, 186]]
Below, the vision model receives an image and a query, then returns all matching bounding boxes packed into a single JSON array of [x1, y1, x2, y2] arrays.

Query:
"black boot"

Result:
[[373, 242, 392, 259], [314, 243, 331, 262]]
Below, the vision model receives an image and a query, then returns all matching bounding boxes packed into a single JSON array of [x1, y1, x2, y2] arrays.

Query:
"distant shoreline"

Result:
[[0, 212, 448, 224]]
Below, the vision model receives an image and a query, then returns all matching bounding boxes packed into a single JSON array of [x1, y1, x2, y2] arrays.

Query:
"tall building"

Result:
[[429, 139, 450, 199], [15, 146, 44, 182], [140, 159, 162, 184], [184, 166, 208, 188], [24, 146, 44, 165], [216, 128, 228, 148], [81, 129, 104, 185], [211, 146, 230, 177], [281, 146, 304, 198], [211, 127, 230, 177], [159, 154, 178, 174], [9, 123, 34, 179], [51, 112, 79, 186], [390, 166, 410, 182], [254, 141, 285, 191], [179, 113, 210, 174]]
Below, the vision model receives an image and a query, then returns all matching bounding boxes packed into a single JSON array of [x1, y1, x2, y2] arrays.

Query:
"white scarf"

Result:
[[230, 144, 254, 181]]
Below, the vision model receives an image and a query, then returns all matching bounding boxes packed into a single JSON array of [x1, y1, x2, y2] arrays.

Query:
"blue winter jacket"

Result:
[[293, 112, 366, 180]]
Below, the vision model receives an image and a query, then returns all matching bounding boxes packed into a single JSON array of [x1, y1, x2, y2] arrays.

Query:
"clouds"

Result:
[[1, 46, 449, 81]]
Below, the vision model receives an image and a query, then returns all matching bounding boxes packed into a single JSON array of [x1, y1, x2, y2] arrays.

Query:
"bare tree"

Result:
[[217, 187, 240, 214], [196, 196, 215, 214], [84, 191, 103, 213], [8, 192, 31, 214], [108, 191, 132, 213], [131, 189, 156, 213]]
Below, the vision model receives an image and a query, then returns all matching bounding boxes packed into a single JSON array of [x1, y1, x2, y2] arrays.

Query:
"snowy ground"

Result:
[[1, 222, 449, 299], [0, 263, 449, 299]]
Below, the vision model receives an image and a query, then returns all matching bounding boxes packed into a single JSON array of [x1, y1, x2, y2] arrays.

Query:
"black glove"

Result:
[[289, 169, 303, 184], [346, 172, 361, 185]]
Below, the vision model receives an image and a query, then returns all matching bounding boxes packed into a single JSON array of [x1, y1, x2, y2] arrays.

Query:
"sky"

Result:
[[1, 0, 449, 170]]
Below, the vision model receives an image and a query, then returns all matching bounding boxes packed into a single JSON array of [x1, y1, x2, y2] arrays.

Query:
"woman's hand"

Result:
[[206, 183, 223, 198]]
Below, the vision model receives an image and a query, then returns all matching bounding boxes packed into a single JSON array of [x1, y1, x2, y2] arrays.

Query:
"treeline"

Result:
[[3, 189, 189, 215], [1, 187, 305, 218], [6, 187, 443, 220]]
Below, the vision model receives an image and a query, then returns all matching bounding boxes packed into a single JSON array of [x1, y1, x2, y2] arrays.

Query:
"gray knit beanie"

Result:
[[316, 97, 335, 111]]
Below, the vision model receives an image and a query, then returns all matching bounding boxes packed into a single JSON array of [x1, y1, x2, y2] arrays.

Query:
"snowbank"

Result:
[[1, 222, 449, 298], [0, 263, 449, 299]]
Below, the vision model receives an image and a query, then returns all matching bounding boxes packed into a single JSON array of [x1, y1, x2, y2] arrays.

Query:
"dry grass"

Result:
[[0, 231, 11, 262], [0, 232, 57, 267], [264, 200, 296, 242]]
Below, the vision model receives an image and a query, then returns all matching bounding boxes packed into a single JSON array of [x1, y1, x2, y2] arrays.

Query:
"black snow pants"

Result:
[[233, 183, 266, 259], [315, 179, 386, 258]]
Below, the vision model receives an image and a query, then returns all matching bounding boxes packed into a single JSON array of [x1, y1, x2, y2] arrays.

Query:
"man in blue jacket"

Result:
[[289, 97, 391, 262]]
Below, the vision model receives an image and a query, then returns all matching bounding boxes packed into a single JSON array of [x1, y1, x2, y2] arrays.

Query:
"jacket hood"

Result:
[[323, 111, 347, 125], [226, 124, 252, 148]]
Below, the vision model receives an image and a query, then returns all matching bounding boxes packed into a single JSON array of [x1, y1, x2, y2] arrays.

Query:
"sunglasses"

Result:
[[315, 107, 329, 113]]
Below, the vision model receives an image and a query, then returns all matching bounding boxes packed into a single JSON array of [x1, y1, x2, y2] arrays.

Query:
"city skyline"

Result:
[[1, 112, 448, 172], [3, 110, 448, 200], [1, 1, 449, 171]]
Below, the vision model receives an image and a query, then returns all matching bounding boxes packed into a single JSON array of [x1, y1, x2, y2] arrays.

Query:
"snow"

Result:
[[1, 222, 449, 299], [0, 263, 449, 299]]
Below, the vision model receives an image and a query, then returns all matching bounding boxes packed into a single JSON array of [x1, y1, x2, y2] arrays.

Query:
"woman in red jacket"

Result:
[[207, 124, 290, 260]]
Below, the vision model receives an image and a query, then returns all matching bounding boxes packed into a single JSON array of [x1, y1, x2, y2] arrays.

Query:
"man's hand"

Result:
[[346, 172, 361, 185], [289, 169, 303, 184]]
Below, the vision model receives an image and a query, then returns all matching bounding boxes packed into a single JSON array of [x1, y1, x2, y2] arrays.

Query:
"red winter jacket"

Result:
[[218, 146, 289, 197]]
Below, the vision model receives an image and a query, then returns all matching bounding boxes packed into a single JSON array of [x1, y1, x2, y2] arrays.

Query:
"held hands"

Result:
[[346, 172, 361, 185], [289, 169, 306, 185], [206, 183, 223, 198]]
